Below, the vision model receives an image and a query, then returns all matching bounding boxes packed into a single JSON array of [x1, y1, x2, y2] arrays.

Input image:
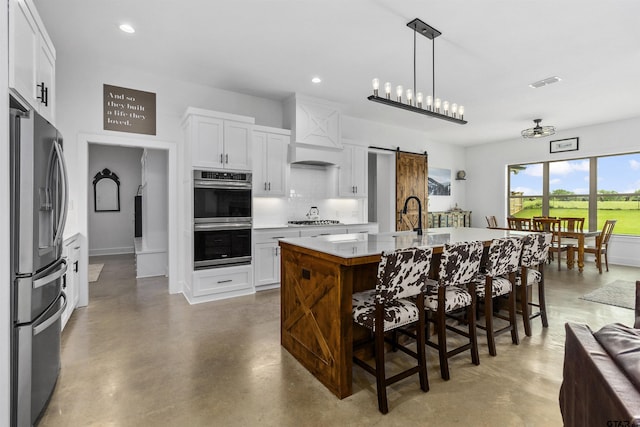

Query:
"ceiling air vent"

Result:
[[529, 76, 561, 89]]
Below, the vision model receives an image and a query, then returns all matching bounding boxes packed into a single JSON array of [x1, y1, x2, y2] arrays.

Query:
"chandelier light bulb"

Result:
[[416, 92, 423, 108], [384, 82, 391, 99], [443, 101, 449, 115], [426, 95, 433, 110], [406, 89, 413, 105], [396, 85, 403, 102], [459, 105, 465, 119], [372, 78, 380, 96], [435, 98, 441, 113], [451, 103, 458, 117]]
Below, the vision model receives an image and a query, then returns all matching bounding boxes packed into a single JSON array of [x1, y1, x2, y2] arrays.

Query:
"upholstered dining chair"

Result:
[[473, 237, 522, 356], [532, 218, 571, 270], [485, 215, 498, 228], [508, 217, 532, 230], [582, 219, 617, 273], [516, 232, 552, 336], [352, 247, 432, 414], [424, 241, 483, 381]]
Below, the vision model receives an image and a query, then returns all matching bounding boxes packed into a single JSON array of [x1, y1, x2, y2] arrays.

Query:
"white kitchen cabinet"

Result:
[[347, 223, 379, 234], [62, 234, 80, 330], [9, 0, 56, 124], [253, 126, 290, 197], [338, 143, 367, 197], [189, 265, 254, 303], [254, 229, 299, 290], [183, 108, 254, 170], [299, 226, 348, 238]]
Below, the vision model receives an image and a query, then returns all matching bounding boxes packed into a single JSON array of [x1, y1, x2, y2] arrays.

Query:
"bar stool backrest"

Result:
[[485, 237, 524, 276], [521, 233, 552, 268], [376, 247, 433, 304], [437, 241, 484, 287]]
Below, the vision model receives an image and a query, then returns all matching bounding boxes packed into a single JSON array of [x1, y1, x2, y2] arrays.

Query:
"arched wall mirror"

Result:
[[93, 168, 121, 212]]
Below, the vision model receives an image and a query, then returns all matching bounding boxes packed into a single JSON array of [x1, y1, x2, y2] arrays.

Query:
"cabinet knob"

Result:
[[225, 154, 229, 163], [268, 182, 271, 191]]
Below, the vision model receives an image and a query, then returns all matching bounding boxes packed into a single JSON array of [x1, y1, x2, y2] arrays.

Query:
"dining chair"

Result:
[[559, 217, 585, 247], [352, 247, 432, 414], [532, 218, 571, 270], [485, 215, 498, 228], [508, 217, 532, 230], [516, 232, 552, 336], [423, 241, 483, 380], [473, 237, 522, 356], [582, 219, 617, 273]]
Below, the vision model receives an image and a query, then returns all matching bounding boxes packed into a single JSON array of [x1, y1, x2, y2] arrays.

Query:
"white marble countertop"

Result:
[[253, 222, 375, 230], [279, 227, 533, 259]]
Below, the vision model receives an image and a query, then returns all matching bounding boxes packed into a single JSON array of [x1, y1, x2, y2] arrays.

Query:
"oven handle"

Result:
[[194, 223, 252, 231], [194, 180, 252, 189]]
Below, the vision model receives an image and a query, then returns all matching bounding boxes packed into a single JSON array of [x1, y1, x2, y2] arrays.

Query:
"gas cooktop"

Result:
[[288, 220, 342, 226]]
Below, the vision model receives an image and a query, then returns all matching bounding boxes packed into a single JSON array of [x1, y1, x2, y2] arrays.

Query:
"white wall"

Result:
[[342, 116, 468, 213], [1, 1, 11, 423], [88, 145, 143, 255], [465, 116, 640, 267], [57, 56, 285, 238], [141, 149, 168, 251]]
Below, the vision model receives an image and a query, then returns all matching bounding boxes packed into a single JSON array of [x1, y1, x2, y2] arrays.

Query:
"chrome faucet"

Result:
[[402, 196, 423, 236]]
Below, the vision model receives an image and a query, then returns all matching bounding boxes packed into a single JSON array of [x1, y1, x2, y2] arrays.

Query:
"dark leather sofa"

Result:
[[559, 281, 640, 426]]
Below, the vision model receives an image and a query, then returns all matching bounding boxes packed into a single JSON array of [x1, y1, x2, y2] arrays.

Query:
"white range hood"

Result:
[[284, 94, 343, 166]]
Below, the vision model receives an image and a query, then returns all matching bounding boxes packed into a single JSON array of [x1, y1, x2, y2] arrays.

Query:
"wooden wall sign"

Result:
[[103, 84, 156, 135]]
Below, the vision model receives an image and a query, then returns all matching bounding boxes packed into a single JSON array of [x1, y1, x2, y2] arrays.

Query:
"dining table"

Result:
[[562, 228, 600, 272], [278, 227, 533, 399]]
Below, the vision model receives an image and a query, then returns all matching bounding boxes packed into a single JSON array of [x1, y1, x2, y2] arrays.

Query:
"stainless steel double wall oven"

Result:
[[193, 170, 252, 269]]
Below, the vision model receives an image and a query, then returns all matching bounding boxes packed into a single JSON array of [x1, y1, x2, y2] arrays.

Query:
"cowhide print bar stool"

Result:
[[424, 241, 484, 381], [351, 247, 432, 414], [516, 232, 552, 336], [473, 237, 523, 356]]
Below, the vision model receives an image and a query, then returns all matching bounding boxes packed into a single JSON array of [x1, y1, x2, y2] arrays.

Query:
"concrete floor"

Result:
[[39, 253, 639, 426]]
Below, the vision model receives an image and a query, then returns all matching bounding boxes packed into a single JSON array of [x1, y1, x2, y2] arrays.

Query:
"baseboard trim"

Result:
[[89, 247, 134, 256]]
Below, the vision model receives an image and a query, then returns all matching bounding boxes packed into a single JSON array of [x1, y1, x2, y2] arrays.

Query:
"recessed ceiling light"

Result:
[[119, 24, 135, 34], [311, 77, 322, 84]]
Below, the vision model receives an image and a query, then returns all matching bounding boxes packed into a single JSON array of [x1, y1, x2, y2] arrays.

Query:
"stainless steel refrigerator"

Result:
[[10, 103, 69, 426]]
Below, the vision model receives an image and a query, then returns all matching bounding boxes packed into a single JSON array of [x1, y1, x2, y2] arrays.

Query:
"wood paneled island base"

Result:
[[280, 241, 379, 399], [279, 228, 533, 398]]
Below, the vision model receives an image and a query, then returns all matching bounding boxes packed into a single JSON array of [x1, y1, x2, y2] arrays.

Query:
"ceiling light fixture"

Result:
[[368, 18, 467, 125], [311, 77, 322, 84], [119, 23, 135, 34], [521, 119, 556, 138]]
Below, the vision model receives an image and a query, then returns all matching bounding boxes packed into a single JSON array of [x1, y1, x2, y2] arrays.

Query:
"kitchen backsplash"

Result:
[[253, 165, 366, 226]]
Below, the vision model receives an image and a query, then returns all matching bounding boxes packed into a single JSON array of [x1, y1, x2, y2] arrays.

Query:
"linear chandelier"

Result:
[[368, 18, 467, 125]]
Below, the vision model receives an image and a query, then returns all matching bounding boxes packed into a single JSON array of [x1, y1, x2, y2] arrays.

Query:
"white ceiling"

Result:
[[33, 0, 640, 146]]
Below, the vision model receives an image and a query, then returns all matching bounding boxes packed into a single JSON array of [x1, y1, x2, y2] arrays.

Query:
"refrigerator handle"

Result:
[[53, 139, 69, 245], [33, 259, 67, 289], [33, 292, 67, 336]]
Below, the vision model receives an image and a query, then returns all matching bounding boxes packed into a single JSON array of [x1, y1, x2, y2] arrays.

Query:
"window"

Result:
[[549, 159, 590, 229], [509, 163, 543, 218], [508, 152, 640, 235], [597, 153, 640, 235]]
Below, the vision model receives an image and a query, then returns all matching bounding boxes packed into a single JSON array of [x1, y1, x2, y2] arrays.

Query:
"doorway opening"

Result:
[[76, 133, 179, 308]]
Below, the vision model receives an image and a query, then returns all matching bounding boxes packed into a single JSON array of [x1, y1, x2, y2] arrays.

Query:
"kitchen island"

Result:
[[279, 227, 532, 398]]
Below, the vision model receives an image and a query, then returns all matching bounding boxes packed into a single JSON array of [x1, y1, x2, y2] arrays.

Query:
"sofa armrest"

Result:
[[560, 323, 640, 427]]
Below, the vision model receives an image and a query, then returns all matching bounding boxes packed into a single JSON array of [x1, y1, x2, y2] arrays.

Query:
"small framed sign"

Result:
[[103, 84, 156, 135], [550, 137, 579, 154]]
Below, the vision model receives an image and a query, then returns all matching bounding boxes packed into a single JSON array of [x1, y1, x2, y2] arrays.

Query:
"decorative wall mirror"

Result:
[[93, 168, 121, 212]]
